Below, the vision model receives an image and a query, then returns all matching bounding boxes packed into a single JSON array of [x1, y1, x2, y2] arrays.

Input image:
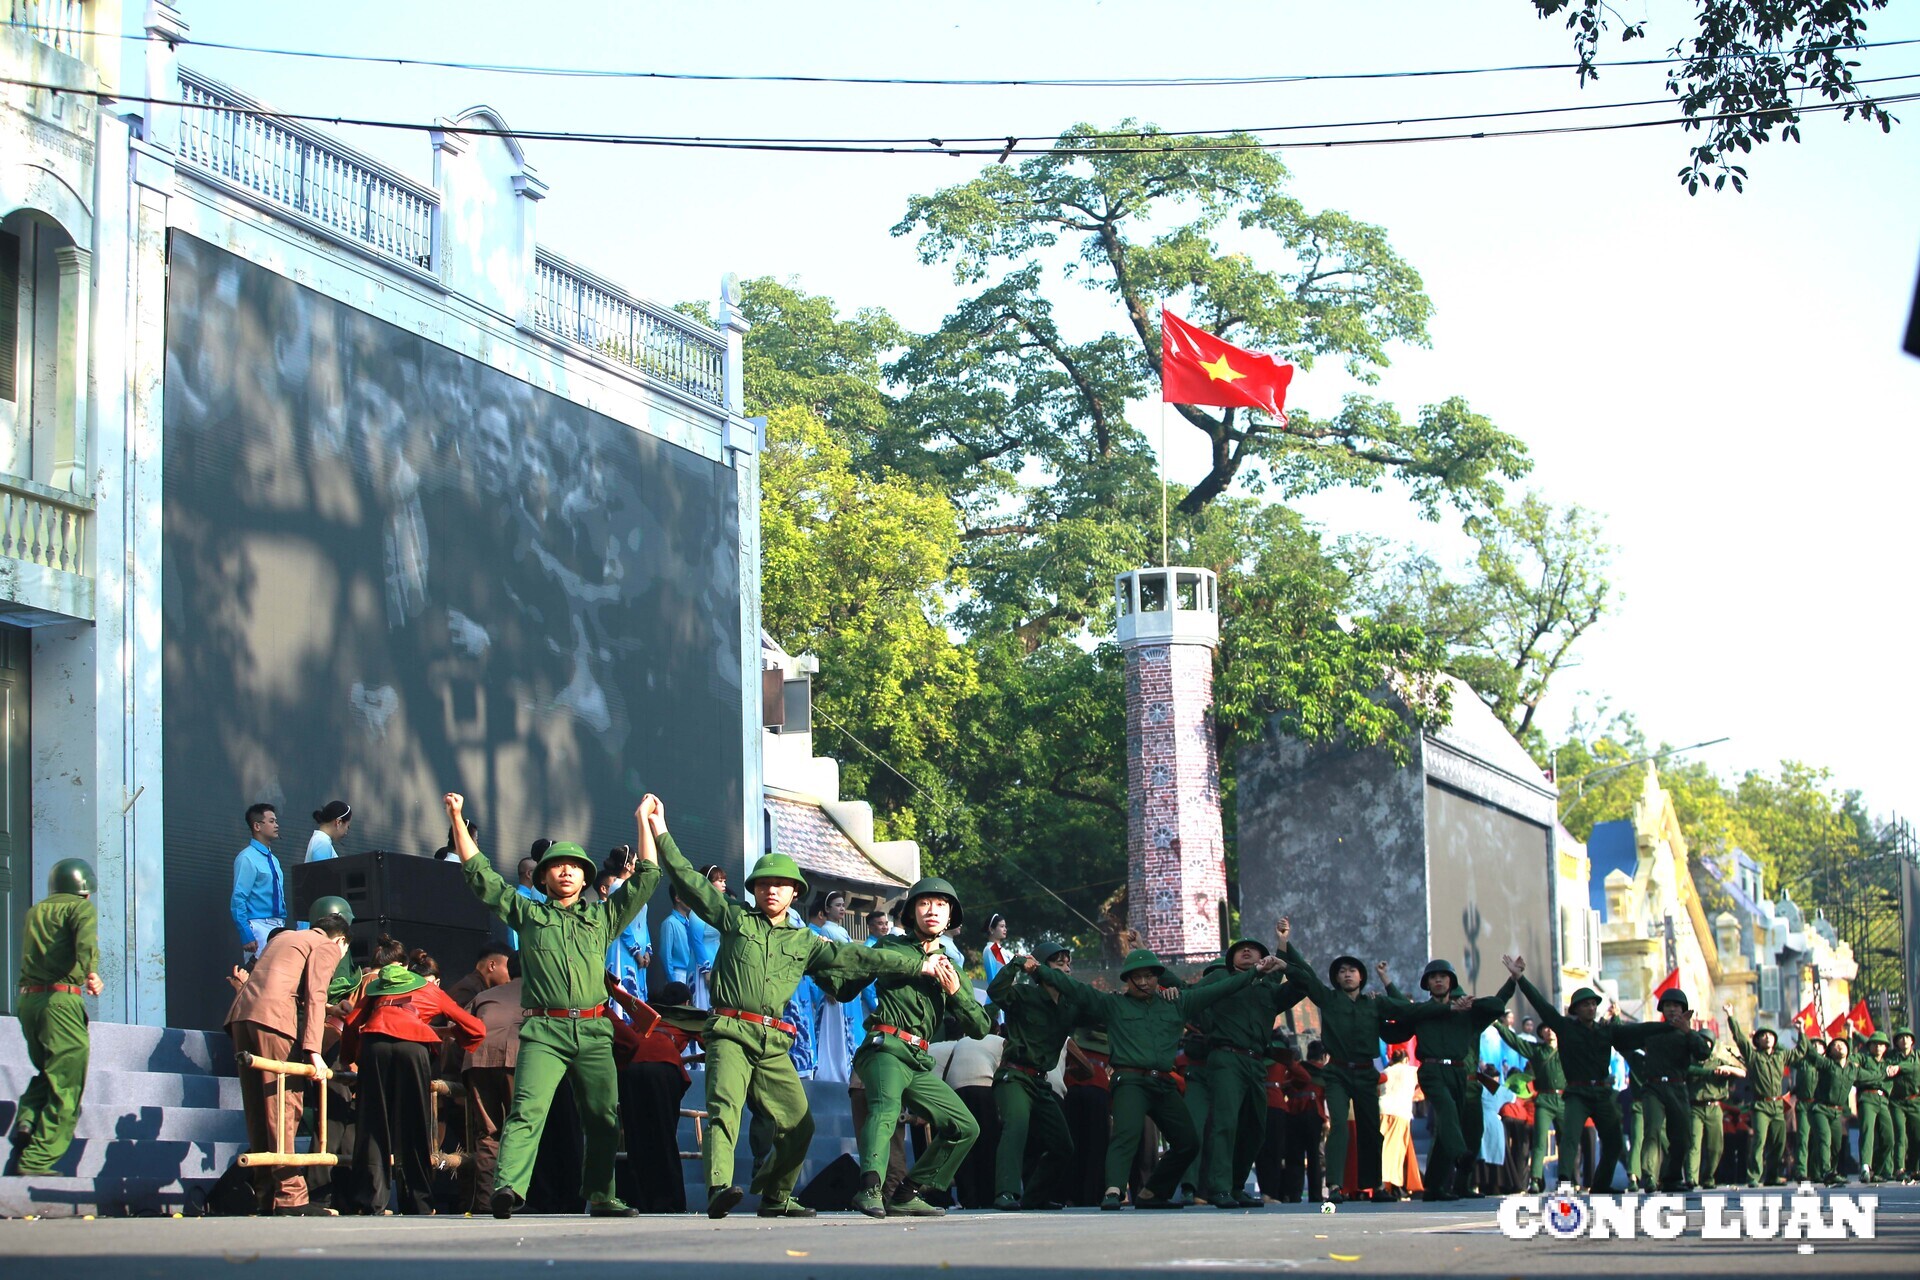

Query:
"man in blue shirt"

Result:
[[603, 847, 653, 1002], [230, 803, 287, 962], [507, 846, 548, 951], [659, 883, 707, 990]]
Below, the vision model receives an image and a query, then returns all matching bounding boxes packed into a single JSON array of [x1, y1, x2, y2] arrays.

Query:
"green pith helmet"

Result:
[[904, 876, 963, 930], [744, 851, 809, 898], [1119, 948, 1165, 980], [1225, 937, 1271, 962], [364, 962, 426, 998], [1034, 936, 1071, 964], [1420, 959, 1459, 991], [1657, 987, 1690, 1011], [537, 840, 599, 882], [1567, 986, 1604, 1011], [1328, 954, 1368, 988], [1895, 1027, 1915, 1041], [1867, 1032, 1889, 1047], [1752, 1025, 1779, 1042], [307, 895, 355, 927], [47, 858, 97, 896]]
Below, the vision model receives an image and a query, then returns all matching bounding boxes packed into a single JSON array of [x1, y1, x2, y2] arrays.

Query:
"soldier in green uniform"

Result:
[[10, 859, 102, 1174], [1497, 1020, 1563, 1191], [1633, 988, 1713, 1192], [1721, 1005, 1790, 1186], [1384, 957, 1515, 1201], [1623, 1048, 1663, 1192], [1177, 961, 1223, 1204], [444, 792, 657, 1218], [1276, 920, 1451, 1203], [643, 797, 937, 1219], [986, 936, 1078, 1211], [1685, 1037, 1743, 1188], [1887, 1027, 1918, 1181], [1508, 956, 1686, 1192], [1803, 1036, 1861, 1184], [850, 877, 992, 1218], [1195, 935, 1307, 1210], [1032, 942, 1281, 1208], [1789, 1030, 1818, 1182], [1852, 1031, 1895, 1183]]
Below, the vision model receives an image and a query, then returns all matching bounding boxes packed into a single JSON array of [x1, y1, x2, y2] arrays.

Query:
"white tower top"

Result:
[[1115, 567, 1219, 649]]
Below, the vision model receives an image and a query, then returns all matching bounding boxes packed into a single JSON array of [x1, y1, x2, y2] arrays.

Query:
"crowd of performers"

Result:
[[10, 793, 1920, 1216]]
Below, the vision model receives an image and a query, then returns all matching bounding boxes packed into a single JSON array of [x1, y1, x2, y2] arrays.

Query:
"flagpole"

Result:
[[1158, 305, 1169, 570]]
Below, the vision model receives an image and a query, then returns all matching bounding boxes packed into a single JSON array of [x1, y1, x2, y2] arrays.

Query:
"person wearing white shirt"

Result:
[[930, 1033, 1006, 1209], [305, 800, 351, 863]]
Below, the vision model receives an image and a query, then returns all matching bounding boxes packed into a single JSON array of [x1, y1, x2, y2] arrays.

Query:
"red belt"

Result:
[[1338, 1059, 1377, 1072], [1859, 1086, 1886, 1094], [1116, 1067, 1176, 1080], [873, 1023, 930, 1051], [1565, 1078, 1611, 1089], [715, 1007, 799, 1036], [1003, 1060, 1046, 1077], [1212, 1044, 1261, 1058], [19, 984, 84, 995], [535, 1006, 608, 1020]]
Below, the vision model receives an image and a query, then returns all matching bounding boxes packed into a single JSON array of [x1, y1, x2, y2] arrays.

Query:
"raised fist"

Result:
[[444, 792, 466, 818]]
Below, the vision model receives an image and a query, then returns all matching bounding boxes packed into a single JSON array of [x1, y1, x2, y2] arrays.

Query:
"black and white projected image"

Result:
[[161, 233, 743, 1029]]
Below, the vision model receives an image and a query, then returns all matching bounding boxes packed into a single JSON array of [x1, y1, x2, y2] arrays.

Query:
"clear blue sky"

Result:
[[139, 1, 1920, 826]]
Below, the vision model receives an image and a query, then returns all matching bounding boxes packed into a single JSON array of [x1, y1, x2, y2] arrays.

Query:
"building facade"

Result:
[[0, 3, 762, 1029]]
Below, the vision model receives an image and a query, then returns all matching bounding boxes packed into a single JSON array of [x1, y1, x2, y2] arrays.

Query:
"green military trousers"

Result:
[[703, 1021, 815, 1203], [1892, 1096, 1920, 1176], [1792, 1099, 1813, 1180], [1746, 1101, 1786, 1186], [1106, 1073, 1198, 1202], [1320, 1063, 1384, 1195], [1640, 1082, 1692, 1190], [495, 1014, 621, 1204], [14, 991, 89, 1173], [1179, 1059, 1210, 1192], [1857, 1091, 1893, 1180], [854, 1045, 979, 1193], [1199, 1052, 1265, 1203], [1530, 1092, 1563, 1187], [1809, 1102, 1845, 1182], [993, 1066, 1074, 1205], [1417, 1062, 1474, 1194], [1558, 1084, 1625, 1192], [1688, 1101, 1724, 1187]]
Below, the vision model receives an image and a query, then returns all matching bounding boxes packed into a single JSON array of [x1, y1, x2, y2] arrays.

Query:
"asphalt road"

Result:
[[1, 1185, 1914, 1279]]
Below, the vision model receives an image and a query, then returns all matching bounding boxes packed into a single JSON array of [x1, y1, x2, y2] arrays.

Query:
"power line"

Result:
[[20, 22, 1920, 89], [15, 71, 1916, 156]]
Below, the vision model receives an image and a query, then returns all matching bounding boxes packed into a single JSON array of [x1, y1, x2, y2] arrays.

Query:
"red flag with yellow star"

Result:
[[1160, 310, 1294, 416]]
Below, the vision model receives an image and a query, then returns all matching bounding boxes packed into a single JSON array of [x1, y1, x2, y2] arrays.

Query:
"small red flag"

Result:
[[1794, 1002, 1821, 1039], [1849, 1000, 1876, 1037], [1161, 311, 1295, 416], [1825, 1014, 1849, 1040], [1652, 969, 1680, 1000]]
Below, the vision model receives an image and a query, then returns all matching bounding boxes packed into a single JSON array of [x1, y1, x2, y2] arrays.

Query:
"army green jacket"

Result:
[[1515, 974, 1676, 1087], [21, 893, 97, 987], [1035, 965, 1256, 1071], [1195, 966, 1308, 1053], [1282, 944, 1446, 1067], [1687, 1044, 1736, 1103], [1727, 1022, 1789, 1102], [859, 933, 991, 1067], [1498, 1023, 1565, 1094], [465, 848, 659, 1011], [1802, 1051, 1861, 1107], [660, 833, 919, 1024], [988, 962, 1077, 1071], [1630, 1022, 1712, 1086], [1885, 1048, 1918, 1101], [1385, 975, 1517, 1063], [1852, 1039, 1892, 1094]]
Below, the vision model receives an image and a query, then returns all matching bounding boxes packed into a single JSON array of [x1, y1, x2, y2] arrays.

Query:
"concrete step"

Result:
[[0, 1017, 237, 1079], [0, 1064, 244, 1111]]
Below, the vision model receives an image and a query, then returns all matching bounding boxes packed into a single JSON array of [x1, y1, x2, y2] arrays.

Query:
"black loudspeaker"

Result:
[[347, 917, 490, 982], [293, 851, 492, 933]]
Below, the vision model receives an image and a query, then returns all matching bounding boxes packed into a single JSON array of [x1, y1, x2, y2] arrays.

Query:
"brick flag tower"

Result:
[[1116, 566, 1227, 959]]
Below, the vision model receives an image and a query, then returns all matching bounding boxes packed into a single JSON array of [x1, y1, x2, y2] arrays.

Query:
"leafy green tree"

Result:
[[1531, 0, 1899, 192], [737, 276, 903, 450], [1363, 493, 1614, 742], [758, 404, 976, 841], [893, 122, 1530, 527]]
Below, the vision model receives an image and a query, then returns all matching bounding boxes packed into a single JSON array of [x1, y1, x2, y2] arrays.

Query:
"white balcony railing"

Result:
[[8, 0, 84, 57], [533, 249, 727, 407], [0, 475, 89, 577], [176, 68, 438, 274]]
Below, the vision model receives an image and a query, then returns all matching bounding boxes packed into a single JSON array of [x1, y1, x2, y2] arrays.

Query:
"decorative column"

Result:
[[49, 245, 90, 493], [720, 273, 761, 882], [1117, 567, 1227, 959]]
